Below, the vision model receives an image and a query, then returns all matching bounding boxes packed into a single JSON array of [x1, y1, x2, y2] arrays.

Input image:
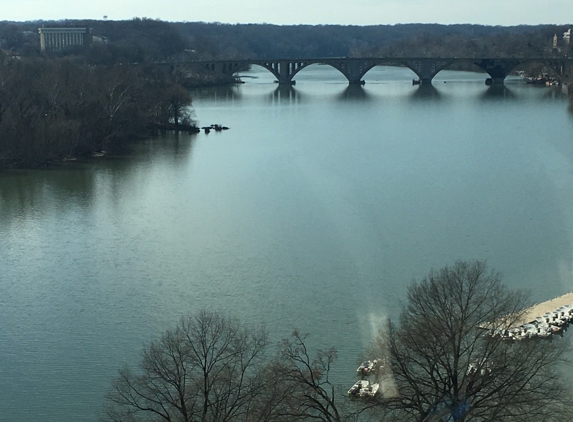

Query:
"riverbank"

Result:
[[0, 58, 199, 171], [0, 125, 201, 170]]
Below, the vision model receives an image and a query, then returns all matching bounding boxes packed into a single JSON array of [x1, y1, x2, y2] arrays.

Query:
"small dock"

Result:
[[481, 292, 573, 340], [515, 292, 573, 326]]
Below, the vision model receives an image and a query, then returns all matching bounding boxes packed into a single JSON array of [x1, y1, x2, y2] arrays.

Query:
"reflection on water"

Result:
[[481, 84, 516, 100], [0, 134, 196, 230], [337, 85, 372, 101], [191, 84, 242, 102], [270, 85, 301, 103], [541, 86, 568, 100], [0, 167, 95, 224], [410, 84, 442, 101]]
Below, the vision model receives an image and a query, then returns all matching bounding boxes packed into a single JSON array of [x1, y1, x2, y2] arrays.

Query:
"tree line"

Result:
[[103, 261, 572, 421], [172, 22, 573, 60], [2, 20, 572, 62], [0, 55, 196, 168], [3, 20, 572, 88]]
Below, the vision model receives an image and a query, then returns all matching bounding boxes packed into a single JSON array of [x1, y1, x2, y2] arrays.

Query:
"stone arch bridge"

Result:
[[174, 57, 573, 85]]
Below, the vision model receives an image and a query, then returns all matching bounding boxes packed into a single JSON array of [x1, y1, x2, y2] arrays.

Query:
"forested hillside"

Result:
[[1, 20, 572, 61], [172, 22, 573, 59]]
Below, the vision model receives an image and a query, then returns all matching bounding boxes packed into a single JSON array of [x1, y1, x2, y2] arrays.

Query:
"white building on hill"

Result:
[[38, 27, 89, 52]]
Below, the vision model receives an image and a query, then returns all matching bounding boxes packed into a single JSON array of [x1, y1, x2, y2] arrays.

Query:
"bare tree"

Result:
[[274, 331, 350, 422], [98, 67, 135, 124], [369, 260, 572, 422], [103, 310, 278, 422]]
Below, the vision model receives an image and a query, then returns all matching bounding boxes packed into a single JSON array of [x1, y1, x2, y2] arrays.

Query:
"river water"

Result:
[[1, 65, 573, 421]]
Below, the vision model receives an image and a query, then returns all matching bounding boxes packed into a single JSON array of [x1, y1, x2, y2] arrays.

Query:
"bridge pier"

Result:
[[330, 59, 378, 85], [259, 61, 309, 85], [277, 77, 296, 85], [403, 59, 450, 85], [485, 77, 506, 85], [474, 59, 521, 85], [277, 62, 295, 85]]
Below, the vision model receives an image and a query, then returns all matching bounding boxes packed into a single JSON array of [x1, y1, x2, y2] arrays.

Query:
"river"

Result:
[[1, 65, 573, 420]]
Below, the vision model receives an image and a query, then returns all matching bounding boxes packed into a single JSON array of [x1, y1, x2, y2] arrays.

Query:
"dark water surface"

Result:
[[1, 65, 573, 420]]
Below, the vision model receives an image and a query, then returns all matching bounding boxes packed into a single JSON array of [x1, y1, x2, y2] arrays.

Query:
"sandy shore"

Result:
[[514, 292, 573, 326]]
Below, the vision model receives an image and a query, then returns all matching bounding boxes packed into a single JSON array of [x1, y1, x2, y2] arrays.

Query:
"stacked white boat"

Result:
[[356, 358, 383, 376], [347, 379, 379, 398], [491, 304, 573, 341], [348, 359, 384, 398]]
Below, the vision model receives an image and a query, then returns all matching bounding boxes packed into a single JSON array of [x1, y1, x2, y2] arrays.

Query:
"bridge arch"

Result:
[[406, 58, 514, 84], [398, 58, 566, 85], [400, 59, 452, 85], [253, 59, 381, 85], [327, 59, 380, 84], [182, 57, 573, 86], [471, 59, 523, 84], [472, 58, 570, 84], [257, 60, 311, 84]]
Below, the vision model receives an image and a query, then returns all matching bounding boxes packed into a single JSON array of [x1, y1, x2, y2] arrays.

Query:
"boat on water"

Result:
[[356, 358, 383, 376], [526, 73, 559, 86], [360, 382, 379, 398], [357, 361, 374, 375], [347, 380, 380, 398], [348, 380, 369, 396]]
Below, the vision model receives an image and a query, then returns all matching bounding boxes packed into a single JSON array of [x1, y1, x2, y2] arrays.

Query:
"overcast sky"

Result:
[[3, 0, 573, 26]]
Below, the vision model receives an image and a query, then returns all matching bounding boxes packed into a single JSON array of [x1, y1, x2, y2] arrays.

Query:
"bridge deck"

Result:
[[171, 56, 573, 86]]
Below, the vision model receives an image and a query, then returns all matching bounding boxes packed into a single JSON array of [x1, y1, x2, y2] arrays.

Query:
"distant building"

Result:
[[38, 27, 90, 52], [564, 29, 571, 44], [91, 35, 109, 45]]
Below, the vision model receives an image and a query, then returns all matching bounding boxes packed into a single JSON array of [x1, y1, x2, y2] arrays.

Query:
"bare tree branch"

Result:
[[368, 260, 572, 422]]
